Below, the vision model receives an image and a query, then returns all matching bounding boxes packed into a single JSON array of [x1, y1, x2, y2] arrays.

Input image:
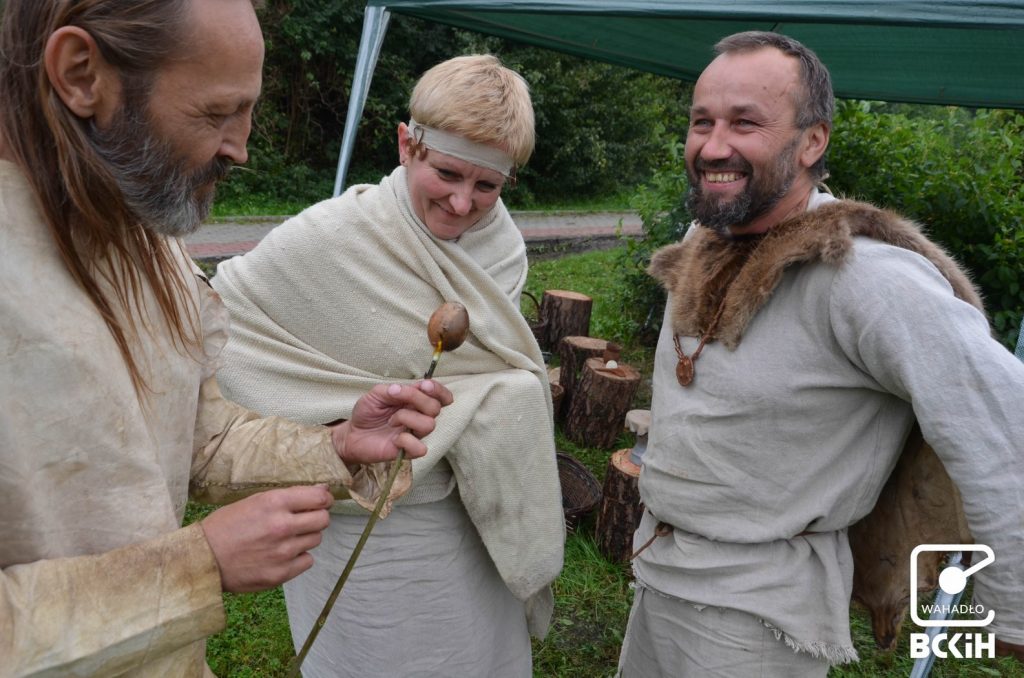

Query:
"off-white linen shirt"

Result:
[[0, 160, 367, 677], [636, 190, 1024, 661]]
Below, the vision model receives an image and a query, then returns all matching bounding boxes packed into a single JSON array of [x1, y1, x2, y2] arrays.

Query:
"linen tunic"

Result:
[[0, 160, 366, 677], [636, 197, 1024, 660]]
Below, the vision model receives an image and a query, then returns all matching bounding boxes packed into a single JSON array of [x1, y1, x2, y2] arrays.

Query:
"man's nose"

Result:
[[218, 114, 252, 165], [700, 122, 733, 161]]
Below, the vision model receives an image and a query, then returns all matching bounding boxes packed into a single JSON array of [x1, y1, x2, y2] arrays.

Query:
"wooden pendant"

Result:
[[676, 355, 694, 386]]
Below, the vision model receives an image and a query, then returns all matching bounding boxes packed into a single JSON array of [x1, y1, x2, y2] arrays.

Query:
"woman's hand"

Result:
[[330, 380, 453, 466]]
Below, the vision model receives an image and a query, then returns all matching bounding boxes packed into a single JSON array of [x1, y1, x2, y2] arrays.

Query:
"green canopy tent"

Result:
[[333, 0, 1024, 194]]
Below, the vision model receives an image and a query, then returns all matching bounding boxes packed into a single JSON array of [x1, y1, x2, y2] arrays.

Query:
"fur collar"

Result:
[[649, 199, 984, 349]]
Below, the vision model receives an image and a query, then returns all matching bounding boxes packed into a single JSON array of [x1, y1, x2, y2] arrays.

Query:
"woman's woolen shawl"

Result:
[[212, 166, 565, 630]]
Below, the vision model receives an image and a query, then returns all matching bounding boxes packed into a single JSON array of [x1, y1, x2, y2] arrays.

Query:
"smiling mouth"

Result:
[[704, 171, 746, 183]]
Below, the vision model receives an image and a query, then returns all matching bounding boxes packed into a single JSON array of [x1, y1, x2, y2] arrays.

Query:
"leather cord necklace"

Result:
[[671, 252, 753, 387], [672, 298, 728, 387]]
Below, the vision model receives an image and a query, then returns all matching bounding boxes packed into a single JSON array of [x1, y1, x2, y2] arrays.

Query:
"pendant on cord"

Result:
[[675, 354, 694, 386], [673, 332, 711, 388]]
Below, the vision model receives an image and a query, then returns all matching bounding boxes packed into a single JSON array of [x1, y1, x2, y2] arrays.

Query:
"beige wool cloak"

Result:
[[212, 166, 566, 635]]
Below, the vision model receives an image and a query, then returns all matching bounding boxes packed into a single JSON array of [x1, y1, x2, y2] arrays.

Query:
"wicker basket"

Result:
[[557, 453, 602, 532], [522, 291, 547, 346]]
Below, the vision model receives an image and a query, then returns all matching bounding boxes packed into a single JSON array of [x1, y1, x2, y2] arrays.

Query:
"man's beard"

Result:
[[685, 137, 799, 240], [87, 93, 231, 237]]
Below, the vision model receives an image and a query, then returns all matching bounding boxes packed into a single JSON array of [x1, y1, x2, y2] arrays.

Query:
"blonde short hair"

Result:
[[409, 54, 535, 168]]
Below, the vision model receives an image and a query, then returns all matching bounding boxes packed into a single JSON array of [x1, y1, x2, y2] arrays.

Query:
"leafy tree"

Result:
[[217, 2, 689, 210], [829, 103, 1024, 348], [621, 104, 1024, 349]]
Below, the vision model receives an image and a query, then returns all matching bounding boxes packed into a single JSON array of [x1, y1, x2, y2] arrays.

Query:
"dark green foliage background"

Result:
[[215, 0, 690, 210], [618, 106, 1024, 350], [222, 1, 1023, 349], [828, 103, 1024, 347]]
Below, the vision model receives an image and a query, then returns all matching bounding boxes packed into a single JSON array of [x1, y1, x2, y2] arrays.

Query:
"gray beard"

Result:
[[686, 139, 799, 240], [687, 188, 754, 239], [87, 97, 230, 238]]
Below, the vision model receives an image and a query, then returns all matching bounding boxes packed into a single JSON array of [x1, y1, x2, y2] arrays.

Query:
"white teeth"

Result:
[[705, 172, 743, 183]]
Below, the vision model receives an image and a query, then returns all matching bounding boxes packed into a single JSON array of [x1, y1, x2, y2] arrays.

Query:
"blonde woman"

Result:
[[213, 55, 564, 677]]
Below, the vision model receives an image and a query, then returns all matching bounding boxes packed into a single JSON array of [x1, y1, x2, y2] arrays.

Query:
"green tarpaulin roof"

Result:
[[369, 0, 1024, 110], [334, 1, 1024, 191]]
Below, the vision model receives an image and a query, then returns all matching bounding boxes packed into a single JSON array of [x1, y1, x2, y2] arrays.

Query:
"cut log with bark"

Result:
[[549, 382, 564, 414], [565, 357, 641, 449], [596, 448, 644, 563], [539, 290, 592, 350], [556, 336, 608, 420], [547, 368, 562, 413]]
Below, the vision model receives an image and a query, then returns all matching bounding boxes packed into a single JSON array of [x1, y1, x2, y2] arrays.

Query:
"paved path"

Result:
[[185, 211, 642, 259]]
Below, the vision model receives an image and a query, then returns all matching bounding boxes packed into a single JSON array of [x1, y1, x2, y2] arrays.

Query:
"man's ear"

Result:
[[43, 26, 121, 125], [799, 122, 830, 170]]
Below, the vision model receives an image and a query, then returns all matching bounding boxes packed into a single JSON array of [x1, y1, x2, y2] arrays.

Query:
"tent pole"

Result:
[[333, 5, 391, 197]]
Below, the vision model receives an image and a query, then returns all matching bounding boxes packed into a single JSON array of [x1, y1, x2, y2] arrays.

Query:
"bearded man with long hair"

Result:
[[0, 1, 451, 675]]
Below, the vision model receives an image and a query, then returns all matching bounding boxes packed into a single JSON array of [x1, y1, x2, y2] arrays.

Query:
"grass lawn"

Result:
[[191, 246, 1021, 677]]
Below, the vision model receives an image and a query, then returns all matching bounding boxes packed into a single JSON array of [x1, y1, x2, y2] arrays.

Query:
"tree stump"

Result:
[[549, 382, 564, 413], [557, 336, 608, 420], [539, 290, 592, 351], [596, 448, 644, 563], [565, 357, 641, 449]]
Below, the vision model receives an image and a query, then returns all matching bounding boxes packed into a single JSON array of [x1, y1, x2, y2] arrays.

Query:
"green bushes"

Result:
[[621, 105, 1024, 349], [829, 103, 1024, 349], [216, 1, 689, 211], [214, 0, 468, 207], [617, 134, 690, 342], [495, 54, 690, 206]]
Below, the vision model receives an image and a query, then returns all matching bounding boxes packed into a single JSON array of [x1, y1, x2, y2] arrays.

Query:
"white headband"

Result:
[[408, 119, 515, 177]]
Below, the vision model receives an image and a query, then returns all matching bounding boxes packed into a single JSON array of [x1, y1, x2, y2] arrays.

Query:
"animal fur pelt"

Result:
[[649, 199, 979, 650]]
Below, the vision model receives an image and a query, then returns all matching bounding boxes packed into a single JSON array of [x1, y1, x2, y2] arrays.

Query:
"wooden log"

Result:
[[539, 290, 592, 350], [549, 382, 564, 414], [596, 448, 644, 563], [565, 357, 641, 449], [556, 336, 608, 420]]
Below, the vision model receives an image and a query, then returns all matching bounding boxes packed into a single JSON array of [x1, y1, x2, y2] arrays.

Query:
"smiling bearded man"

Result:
[[686, 135, 801, 236], [616, 30, 1024, 678]]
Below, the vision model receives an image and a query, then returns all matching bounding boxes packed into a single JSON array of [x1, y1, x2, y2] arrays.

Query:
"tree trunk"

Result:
[[596, 448, 644, 563], [556, 336, 608, 420], [539, 290, 593, 351], [565, 357, 641, 449]]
